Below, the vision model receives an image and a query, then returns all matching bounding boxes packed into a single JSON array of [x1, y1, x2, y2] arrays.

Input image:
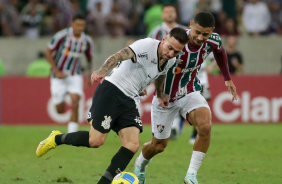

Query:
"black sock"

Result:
[[97, 146, 135, 184], [55, 131, 90, 147]]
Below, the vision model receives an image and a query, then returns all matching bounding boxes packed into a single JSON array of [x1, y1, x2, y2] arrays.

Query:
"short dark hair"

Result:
[[72, 14, 86, 21], [162, 4, 175, 10], [194, 12, 215, 28], [168, 27, 188, 45]]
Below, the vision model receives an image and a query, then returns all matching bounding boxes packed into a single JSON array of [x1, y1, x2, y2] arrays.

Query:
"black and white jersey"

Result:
[[105, 38, 176, 100]]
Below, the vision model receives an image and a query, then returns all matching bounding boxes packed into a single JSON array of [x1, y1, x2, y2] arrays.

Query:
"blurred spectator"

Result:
[[70, 0, 84, 17], [144, 4, 163, 34], [178, 0, 198, 26], [0, 57, 5, 76], [21, 0, 45, 16], [225, 36, 244, 74], [21, 5, 42, 38], [105, 0, 129, 37], [220, 17, 240, 36], [0, 0, 22, 36], [242, 0, 271, 36], [86, 1, 107, 38], [222, 0, 238, 19], [214, 11, 227, 34], [265, 0, 282, 35], [87, 0, 113, 16], [26, 51, 51, 77]]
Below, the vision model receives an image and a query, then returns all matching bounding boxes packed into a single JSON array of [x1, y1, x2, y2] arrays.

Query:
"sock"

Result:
[[98, 146, 134, 184], [55, 131, 90, 147], [136, 151, 152, 172], [68, 122, 79, 133], [187, 151, 205, 174]]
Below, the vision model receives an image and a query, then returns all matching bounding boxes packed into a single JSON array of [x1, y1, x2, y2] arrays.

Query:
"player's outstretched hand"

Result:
[[91, 69, 107, 84], [225, 80, 237, 102], [157, 93, 170, 108]]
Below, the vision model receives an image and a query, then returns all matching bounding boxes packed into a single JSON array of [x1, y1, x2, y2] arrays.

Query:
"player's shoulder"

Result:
[[206, 32, 222, 48], [53, 28, 69, 39], [84, 33, 94, 43], [134, 37, 159, 45]]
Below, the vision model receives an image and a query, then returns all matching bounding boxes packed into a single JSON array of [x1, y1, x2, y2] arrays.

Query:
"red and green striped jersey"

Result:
[[48, 27, 94, 77], [164, 29, 226, 102]]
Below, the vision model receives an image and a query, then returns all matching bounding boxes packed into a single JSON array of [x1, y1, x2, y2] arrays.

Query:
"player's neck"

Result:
[[73, 34, 81, 40]]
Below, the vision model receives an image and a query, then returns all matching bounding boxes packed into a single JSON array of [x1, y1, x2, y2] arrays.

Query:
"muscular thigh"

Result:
[[179, 91, 210, 124], [151, 96, 179, 139]]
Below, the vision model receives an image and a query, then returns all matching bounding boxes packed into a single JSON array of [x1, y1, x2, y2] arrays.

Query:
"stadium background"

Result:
[[0, 0, 281, 125]]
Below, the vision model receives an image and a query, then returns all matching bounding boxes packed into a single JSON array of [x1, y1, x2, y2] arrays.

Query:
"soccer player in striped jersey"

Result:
[[134, 12, 238, 184], [148, 3, 191, 140], [46, 14, 94, 133], [148, 4, 187, 41], [36, 27, 189, 184]]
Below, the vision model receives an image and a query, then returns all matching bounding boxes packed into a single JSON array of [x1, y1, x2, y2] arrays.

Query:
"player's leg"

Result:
[[179, 92, 211, 184], [67, 75, 83, 133], [98, 127, 140, 184], [134, 96, 178, 183], [184, 107, 211, 184], [98, 102, 142, 184], [68, 93, 81, 132], [50, 77, 67, 113]]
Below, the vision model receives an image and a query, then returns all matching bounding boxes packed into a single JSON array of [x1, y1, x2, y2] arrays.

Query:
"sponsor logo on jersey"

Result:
[[157, 124, 165, 133], [101, 115, 112, 129], [172, 65, 201, 74], [138, 52, 148, 60], [63, 49, 81, 58], [134, 116, 142, 126]]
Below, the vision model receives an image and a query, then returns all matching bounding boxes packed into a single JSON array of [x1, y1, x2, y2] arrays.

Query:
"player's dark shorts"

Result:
[[87, 80, 143, 134]]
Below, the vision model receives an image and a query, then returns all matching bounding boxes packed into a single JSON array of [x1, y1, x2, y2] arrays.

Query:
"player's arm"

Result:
[[45, 48, 64, 79], [154, 74, 169, 108], [91, 47, 134, 83], [213, 47, 237, 101]]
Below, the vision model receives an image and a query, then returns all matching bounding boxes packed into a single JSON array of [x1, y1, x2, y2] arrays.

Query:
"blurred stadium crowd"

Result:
[[0, 0, 282, 39]]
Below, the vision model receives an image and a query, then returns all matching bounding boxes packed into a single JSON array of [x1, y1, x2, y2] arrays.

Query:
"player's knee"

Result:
[[89, 139, 104, 148], [152, 141, 167, 153], [123, 141, 139, 153], [56, 104, 65, 113], [198, 122, 211, 137]]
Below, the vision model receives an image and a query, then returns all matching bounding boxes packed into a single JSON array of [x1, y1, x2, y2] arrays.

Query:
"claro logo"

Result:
[[213, 91, 282, 122]]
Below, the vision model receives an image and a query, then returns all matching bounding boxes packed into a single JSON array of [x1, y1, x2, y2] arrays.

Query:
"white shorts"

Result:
[[50, 75, 83, 104], [151, 91, 210, 139]]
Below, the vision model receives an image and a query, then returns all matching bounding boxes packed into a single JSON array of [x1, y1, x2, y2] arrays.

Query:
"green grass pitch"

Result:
[[0, 124, 281, 184]]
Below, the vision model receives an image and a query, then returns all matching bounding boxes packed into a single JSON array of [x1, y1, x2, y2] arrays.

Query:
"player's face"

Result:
[[72, 19, 86, 36], [189, 21, 214, 46], [162, 6, 177, 24], [161, 36, 185, 60]]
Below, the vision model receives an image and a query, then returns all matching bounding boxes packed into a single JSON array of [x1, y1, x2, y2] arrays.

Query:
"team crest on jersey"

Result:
[[101, 116, 112, 129], [138, 52, 148, 60], [134, 116, 142, 126], [190, 58, 196, 63], [157, 124, 165, 133]]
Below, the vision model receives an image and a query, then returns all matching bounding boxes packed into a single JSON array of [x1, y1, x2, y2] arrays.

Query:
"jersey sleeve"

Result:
[[48, 29, 67, 51], [85, 36, 94, 60], [128, 38, 156, 65]]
